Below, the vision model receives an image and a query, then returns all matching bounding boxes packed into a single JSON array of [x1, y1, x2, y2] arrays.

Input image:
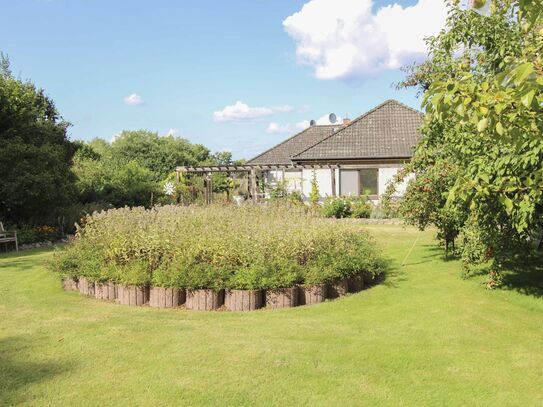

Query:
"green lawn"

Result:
[[1, 225, 542, 406]]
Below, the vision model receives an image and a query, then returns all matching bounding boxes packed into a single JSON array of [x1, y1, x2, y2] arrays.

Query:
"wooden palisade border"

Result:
[[61, 271, 375, 311]]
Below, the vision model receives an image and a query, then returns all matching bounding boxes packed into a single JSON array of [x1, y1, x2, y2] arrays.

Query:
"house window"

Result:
[[360, 169, 378, 197], [339, 170, 359, 196], [339, 169, 379, 197]]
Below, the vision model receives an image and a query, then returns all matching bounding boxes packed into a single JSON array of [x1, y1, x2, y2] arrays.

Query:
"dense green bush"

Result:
[[51, 205, 385, 290], [322, 198, 352, 218], [322, 197, 375, 219], [351, 198, 372, 219]]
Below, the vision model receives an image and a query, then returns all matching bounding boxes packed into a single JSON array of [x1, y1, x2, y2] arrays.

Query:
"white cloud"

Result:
[[283, 0, 448, 79], [266, 120, 311, 134], [124, 93, 144, 106], [213, 101, 295, 123]]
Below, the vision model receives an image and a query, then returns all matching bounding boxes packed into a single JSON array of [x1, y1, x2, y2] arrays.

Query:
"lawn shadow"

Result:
[[0, 335, 75, 405], [0, 247, 57, 272], [501, 252, 543, 298], [0, 246, 55, 260], [377, 257, 408, 289], [462, 251, 543, 298], [398, 244, 458, 267], [421, 244, 460, 262]]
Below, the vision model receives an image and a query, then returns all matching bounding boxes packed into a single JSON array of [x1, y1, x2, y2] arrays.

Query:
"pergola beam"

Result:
[[176, 164, 340, 173]]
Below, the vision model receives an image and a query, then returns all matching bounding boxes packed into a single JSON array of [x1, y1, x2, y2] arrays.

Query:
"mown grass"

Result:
[[1, 225, 542, 406]]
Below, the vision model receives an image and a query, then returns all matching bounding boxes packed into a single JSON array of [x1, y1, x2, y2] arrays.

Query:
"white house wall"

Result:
[[263, 165, 409, 201], [378, 167, 411, 197], [301, 169, 334, 199]]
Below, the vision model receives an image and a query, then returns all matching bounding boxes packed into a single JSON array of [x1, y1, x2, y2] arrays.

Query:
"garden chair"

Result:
[[0, 222, 18, 252]]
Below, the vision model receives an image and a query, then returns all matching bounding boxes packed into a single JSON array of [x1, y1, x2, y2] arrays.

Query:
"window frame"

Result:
[[339, 168, 379, 198], [358, 168, 379, 199]]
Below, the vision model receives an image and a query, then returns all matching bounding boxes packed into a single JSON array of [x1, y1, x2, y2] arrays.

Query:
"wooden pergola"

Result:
[[176, 164, 340, 203]]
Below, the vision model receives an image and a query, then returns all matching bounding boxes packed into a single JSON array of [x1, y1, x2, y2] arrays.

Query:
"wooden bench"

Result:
[[0, 222, 18, 252]]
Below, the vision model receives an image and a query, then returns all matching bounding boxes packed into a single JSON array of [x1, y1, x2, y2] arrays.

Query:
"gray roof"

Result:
[[293, 100, 423, 161], [246, 125, 337, 165]]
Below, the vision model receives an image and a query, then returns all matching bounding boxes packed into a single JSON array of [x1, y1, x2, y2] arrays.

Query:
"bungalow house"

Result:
[[176, 99, 423, 203], [245, 99, 423, 201]]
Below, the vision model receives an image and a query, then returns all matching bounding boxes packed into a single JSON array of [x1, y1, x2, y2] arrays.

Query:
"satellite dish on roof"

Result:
[[329, 113, 337, 124], [310, 119, 316, 126]]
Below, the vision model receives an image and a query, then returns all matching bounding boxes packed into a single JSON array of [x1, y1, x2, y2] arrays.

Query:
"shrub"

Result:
[[350, 198, 372, 219], [115, 262, 152, 286], [16, 225, 38, 244], [370, 206, 389, 219], [302, 231, 385, 284], [181, 262, 232, 290], [227, 265, 263, 290], [258, 260, 302, 290], [287, 191, 304, 205], [151, 259, 184, 288], [51, 205, 386, 290], [322, 198, 352, 218]]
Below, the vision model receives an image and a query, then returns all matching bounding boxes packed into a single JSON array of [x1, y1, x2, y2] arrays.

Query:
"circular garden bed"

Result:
[[52, 205, 385, 312]]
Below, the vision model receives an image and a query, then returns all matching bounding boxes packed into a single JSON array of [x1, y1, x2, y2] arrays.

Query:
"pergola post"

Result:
[[250, 168, 257, 203], [331, 167, 337, 197], [226, 172, 231, 202], [208, 172, 213, 204], [203, 172, 213, 205], [203, 175, 208, 204]]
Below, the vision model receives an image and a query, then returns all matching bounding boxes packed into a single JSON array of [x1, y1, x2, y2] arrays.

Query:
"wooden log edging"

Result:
[[224, 289, 262, 311], [265, 287, 298, 309], [328, 278, 349, 299], [299, 284, 327, 305], [149, 287, 185, 308], [62, 276, 79, 291], [95, 281, 117, 301], [348, 275, 364, 293], [186, 289, 224, 311], [78, 277, 95, 297], [117, 284, 149, 306], [62, 273, 371, 311]]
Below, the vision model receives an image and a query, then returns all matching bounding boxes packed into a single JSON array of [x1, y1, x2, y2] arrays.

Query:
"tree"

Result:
[[109, 130, 211, 182], [0, 54, 76, 225], [389, 0, 543, 282], [72, 141, 157, 207]]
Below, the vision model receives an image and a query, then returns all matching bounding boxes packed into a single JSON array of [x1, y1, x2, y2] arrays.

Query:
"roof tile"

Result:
[[293, 100, 423, 161], [246, 125, 337, 165]]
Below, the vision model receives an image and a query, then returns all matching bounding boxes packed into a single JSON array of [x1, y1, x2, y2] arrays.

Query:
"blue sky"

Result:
[[1, 0, 447, 159]]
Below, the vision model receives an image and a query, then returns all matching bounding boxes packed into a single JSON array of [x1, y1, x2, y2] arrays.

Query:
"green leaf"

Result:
[[521, 90, 535, 108], [503, 197, 513, 212], [477, 118, 488, 132], [496, 122, 504, 135], [513, 63, 534, 86], [455, 103, 465, 116]]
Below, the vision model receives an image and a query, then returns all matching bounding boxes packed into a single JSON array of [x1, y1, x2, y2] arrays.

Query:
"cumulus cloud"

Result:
[[124, 93, 144, 106], [213, 101, 295, 123], [283, 0, 448, 79], [266, 120, 311, 134]]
